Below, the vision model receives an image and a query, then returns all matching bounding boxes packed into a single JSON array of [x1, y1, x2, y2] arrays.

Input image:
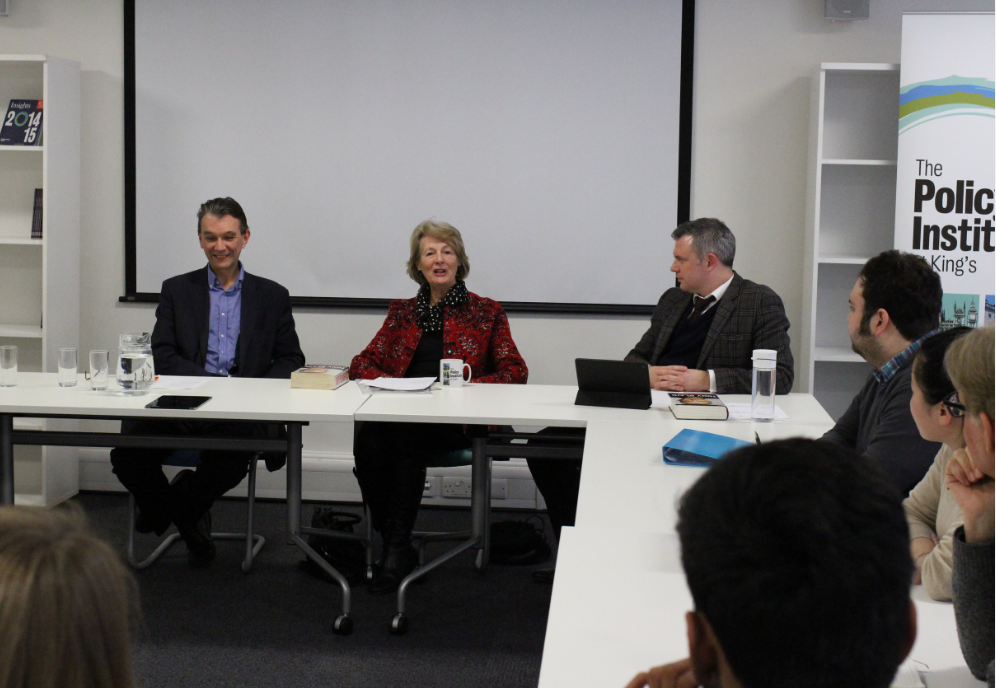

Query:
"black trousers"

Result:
[[353, 421, 470, 550], [109, 419, 260, 534], [525, 427, 586, 541]]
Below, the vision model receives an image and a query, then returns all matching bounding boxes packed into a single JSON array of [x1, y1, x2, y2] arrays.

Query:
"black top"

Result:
[[405, 329, 444, 379], [654, 302, 717, 368]]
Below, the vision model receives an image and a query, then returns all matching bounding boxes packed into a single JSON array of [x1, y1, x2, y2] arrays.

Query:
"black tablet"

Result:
[[145, 395, 211, 411]]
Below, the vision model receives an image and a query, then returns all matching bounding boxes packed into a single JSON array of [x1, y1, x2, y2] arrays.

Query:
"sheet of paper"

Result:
[[359, 377, 436, 392], [725, 402, 789, 420], [890, 659, 926, 688], [650, 390, 671, 406], [150, 376, 210, 391]]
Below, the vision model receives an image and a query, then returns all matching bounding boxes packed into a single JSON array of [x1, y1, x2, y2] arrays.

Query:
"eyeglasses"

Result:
[[942, 392, 966, 418]]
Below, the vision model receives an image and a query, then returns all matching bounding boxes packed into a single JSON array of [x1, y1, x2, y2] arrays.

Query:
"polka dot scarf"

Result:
[[416, 280, 468, 332]]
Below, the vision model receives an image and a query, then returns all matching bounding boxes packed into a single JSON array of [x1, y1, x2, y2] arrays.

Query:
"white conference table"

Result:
[[540, 527, 985, 688]]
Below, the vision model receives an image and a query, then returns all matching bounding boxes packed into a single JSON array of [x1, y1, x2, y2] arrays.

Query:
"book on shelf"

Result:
[[668, 392, 729, 420], [290, 365, 350, 390], [0, 99, 43, 146], [30, 189, 42, 240]]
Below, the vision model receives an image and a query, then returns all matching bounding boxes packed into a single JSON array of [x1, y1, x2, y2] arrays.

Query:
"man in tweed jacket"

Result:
[[624, 218, 794, 394]]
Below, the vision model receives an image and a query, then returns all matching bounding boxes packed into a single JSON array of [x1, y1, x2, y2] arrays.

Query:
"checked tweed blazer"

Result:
[[624, 273, 794, 394]]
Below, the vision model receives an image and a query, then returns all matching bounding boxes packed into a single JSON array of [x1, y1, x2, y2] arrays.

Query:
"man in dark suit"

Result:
[[624, 217, 793, 394], [528, 218, 794, 583], [111, 197, 304, 567]]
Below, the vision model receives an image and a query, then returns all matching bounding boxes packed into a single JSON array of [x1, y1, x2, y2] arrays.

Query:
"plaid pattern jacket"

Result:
[[624, 273, 794, 394], [350, 290, 528, 385]]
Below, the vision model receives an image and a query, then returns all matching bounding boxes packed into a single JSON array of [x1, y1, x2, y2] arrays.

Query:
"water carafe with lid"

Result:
[[117, 332, 155, 394]]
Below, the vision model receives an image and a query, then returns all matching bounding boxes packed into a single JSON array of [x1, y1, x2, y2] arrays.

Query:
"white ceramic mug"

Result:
[[439, 359, 472, 387]]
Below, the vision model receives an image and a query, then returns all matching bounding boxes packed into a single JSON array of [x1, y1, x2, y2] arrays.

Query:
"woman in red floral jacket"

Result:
[[350, 220, 527, 593]]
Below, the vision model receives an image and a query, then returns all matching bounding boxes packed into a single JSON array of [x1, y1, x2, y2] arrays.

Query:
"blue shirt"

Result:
[[873, 329, 936, 388], [205, 264, 244, 375]]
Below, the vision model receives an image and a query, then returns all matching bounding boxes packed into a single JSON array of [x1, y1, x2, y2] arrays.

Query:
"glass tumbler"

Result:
[[0, 345, 16, 387], [58, 348, 78, 387], [89, 350, 109, 391]]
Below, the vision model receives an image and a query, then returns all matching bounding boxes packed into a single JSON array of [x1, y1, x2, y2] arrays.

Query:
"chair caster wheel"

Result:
[[389, 613, 408, 635], [333, 614, 354, 635]]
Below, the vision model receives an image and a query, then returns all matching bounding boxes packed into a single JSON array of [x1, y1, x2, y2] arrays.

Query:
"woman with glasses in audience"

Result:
[[904, 326, 971, 600]]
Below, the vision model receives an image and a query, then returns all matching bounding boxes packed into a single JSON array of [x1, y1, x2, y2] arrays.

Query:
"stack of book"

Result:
[[291, 365, 350, 390]]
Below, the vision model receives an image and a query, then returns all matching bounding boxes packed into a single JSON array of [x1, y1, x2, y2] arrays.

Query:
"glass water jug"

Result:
[[117, 332, 155, 395]]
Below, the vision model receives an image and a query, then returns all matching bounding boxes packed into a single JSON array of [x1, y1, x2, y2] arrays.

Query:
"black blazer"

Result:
[[624, 273, 794, 394], [151, 266, 305, 379]]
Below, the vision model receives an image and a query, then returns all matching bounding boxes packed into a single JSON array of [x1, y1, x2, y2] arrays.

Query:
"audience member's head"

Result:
[[910, 326, 971, 447], [945, 323, 995, 468], [849, 251, 942, 366], [675, 439, 915, 688], [0, 506, 138, 688]]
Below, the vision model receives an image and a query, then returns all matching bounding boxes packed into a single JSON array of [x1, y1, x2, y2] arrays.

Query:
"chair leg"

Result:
[[241, 455, 264, 573], [126, 491, 183, 570], [365, 502, 375, 580]]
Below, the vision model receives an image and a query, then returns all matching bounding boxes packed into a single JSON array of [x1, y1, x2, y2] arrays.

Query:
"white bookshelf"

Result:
[[0, 54, 81, 506], [801, 63, 899, 420]]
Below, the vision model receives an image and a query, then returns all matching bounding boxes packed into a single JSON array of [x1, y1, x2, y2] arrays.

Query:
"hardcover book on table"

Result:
[[662, 429, 753, 468], [0, 99, 43, 145], [668, 392, 729, 420], [290, 365, 349, 390]]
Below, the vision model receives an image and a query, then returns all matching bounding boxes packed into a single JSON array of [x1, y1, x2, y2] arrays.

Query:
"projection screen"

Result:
[[125, 0, 693, 312]]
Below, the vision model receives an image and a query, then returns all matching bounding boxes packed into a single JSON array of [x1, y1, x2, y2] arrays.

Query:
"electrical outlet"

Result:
[[442, 477, 472, 498], [423, 476, 438, 497], [491, 478, 507, 499]]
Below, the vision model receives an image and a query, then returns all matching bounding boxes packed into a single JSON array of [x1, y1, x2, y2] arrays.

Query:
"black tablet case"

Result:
[[574, 359, 651, 410]]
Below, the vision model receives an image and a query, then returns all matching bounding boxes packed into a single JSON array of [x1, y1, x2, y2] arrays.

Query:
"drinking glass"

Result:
[[58, 348, 78, 387], [89, 350, 109, 391], [0, 345, 16, 387]]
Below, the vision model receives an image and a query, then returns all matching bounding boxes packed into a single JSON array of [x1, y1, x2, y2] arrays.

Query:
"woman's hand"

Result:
[[624, 659, 697, 688], [946, 447, 996, 544]]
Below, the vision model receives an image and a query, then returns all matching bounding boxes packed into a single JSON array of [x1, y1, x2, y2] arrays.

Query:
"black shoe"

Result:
[[368, 545, 418, 595], [134, 506, 170, 535], [532, 567, 555, 584], [177, 508, 216, 568]]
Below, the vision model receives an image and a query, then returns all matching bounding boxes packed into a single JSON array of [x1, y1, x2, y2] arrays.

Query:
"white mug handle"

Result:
[[462, 363, 472, 383]]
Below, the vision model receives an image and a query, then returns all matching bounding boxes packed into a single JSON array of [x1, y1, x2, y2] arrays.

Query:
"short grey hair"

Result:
[[671, 218, 736, 267]]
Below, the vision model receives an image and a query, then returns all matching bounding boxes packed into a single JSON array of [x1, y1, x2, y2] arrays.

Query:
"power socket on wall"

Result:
[[441, 477, 507, 499], [442, 477, 472, 498]]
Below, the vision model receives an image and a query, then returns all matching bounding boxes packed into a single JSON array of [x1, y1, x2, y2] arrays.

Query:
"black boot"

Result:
[[368, 543, 418, 594], [367, 458, 426, 594]]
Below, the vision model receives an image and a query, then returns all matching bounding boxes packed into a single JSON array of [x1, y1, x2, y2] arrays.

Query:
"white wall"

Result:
[[1, 0, 989, 494]]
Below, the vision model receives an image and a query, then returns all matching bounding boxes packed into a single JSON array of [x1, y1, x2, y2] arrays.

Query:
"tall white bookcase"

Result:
[[802, 63, 900, 420], [0, 55, 81, 506]]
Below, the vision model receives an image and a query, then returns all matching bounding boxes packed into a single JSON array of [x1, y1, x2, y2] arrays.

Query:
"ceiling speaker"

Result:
[[826, 0, 869, 21]]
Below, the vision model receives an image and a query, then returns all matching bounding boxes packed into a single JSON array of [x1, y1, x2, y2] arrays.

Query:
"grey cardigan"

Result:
[[952, 526, 994, 686]]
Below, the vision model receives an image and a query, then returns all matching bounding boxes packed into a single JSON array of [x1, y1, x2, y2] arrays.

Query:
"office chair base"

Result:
[[333, 614, 354, 635], [389, 613, 408, 635]]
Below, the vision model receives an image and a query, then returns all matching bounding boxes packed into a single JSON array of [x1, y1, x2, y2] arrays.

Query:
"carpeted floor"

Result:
[[72, 492, 557, 688]]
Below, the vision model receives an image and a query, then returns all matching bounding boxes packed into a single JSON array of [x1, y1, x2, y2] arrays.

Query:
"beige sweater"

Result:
[[903, 444, 964, 601]]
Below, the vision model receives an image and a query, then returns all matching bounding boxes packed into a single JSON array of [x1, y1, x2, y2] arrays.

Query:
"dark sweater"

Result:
[[952, 526, 995, 686], [655, 303, 717, 369], [821, 361, 940, 497]]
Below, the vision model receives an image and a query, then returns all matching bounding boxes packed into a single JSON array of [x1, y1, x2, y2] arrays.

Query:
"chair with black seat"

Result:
[[126, 450, 265, 573]]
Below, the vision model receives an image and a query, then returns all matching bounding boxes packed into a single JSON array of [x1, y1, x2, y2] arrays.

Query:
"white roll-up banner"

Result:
[[894, 12, 995, 329]]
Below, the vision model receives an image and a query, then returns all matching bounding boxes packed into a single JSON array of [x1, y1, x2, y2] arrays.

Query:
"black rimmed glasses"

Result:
[[942, 391, 966, 418]]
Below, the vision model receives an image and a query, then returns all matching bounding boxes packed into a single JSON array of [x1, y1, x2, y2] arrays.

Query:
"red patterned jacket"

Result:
[[350, 291, 528, 384]]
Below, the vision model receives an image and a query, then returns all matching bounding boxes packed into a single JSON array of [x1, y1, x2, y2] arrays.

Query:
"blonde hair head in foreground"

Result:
[[0, 505, 138, 688]]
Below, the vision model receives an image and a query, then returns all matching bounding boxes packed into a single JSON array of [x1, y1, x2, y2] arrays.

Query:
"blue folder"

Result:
[[662, 429, 753, 468]]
